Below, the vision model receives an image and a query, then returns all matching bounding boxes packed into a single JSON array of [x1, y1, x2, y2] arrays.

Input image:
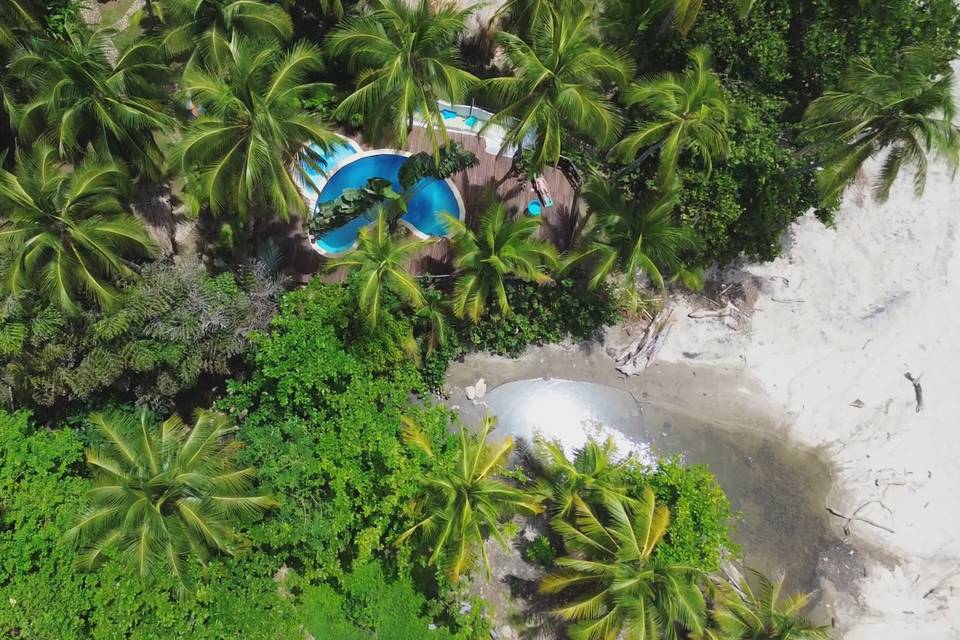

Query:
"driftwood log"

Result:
[[904, 372, 923, 413], [616, 308, 674, 376]]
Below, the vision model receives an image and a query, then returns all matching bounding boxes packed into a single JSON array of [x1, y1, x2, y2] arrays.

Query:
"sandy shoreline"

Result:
[[445, 88, 960, 635]]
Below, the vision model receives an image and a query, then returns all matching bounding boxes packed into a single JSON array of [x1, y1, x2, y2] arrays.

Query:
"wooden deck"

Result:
[[279, 125, 579, 282]]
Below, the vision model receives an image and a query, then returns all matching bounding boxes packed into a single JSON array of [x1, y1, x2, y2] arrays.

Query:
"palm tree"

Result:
[[495, 0, 552, 38], [485, 3, 633, 172], [711, 569, 831, 640], [0, 147, 155, 314], [154, 0, 293, 67], [414, 290, 454, 356], [326, 0, 478, 151], [67, 409, 277, 592], [325, 207, 429, 329], [444, 200, 558, 322], [0, 0, 36, 47], [611, 47, 739, 188], [535, 438, 628, 520], [3, 26, 174, 180], [173, 36, 339, 226], [542, 489, 706, 640], [803, 45, 960, 205], [567, 177, 699, 291], [398, 414, 543, 582]]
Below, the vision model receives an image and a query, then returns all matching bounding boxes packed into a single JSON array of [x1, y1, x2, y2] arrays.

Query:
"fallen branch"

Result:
[[616, 308, 674, 376], [826, 504, 895, 536], [904, 372, 923, 413]]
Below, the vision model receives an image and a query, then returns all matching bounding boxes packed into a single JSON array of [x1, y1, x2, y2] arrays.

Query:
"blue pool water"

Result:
[[313, 152, 462, 255]]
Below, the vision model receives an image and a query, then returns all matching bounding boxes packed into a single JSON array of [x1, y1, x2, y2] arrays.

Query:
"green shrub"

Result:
[[461, 279, 618, 357], [677, 89, 820, 264], [625, 456, 738, 573], [222, 281, 457, 581], [300, 562, 487, 639], [523, 534, 557, 567]]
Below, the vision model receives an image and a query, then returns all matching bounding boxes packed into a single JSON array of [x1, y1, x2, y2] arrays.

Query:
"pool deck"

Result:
[[280, 126, 579, 282]]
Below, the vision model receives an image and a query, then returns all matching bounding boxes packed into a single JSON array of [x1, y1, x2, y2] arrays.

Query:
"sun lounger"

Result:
[[441, 109, 458, 120], [533, 175, 554, 208]]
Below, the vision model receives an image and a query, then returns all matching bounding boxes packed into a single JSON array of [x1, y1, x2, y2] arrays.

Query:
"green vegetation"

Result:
[[446, 199, 558, 321], [543, 488, 707, 640], [68, 409, 277, 593], [325, 208, 428, 328], [327, 0, 478, 150], [0, 260, 280, 412], [2, 0, 957, 636], [399, 414, 543, 582], [0, 146, 155, 314]]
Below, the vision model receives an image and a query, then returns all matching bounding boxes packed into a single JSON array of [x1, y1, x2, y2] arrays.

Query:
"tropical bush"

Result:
[[0, 409, 299, 639], [300, 561, 491, 639], [221, 281, 458, 580], [0, 261, 281, 413], [639, 457, 738, 573]]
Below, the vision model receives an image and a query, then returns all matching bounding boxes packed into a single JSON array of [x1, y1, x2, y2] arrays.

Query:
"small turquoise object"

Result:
[[527, 200, 543, 216], [441, 109, 458, 120], [464, 115, 478, 127]]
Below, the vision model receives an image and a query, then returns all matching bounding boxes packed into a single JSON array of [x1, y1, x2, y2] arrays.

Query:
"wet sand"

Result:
[[444, 342, 865, 620]]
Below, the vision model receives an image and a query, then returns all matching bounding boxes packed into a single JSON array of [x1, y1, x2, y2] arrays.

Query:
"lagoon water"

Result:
[[478, 378, 854, 598]]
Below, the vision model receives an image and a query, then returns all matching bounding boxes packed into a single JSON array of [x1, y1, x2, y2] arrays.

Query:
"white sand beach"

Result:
[[654, 83, 960, 637]]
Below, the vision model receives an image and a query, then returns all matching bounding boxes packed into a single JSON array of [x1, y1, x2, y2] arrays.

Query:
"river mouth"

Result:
[[451, 374, 860, 601]]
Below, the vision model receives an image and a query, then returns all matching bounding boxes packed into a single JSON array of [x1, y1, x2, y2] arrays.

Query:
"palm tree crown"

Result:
[[67, 409, 277, 592], [173, 36, 338, 223], [0, 146, 155, 314], [325, 207, 429, 329], [155, 0, 293, 67], [327, 0, 478, 150], [712, 569, 831, 640], [612, 46, 739, 188], [803, 45, 960, 205], [569, 177, 699, 290], [536, 438, 628, 520], [3, 26, 174, 180], [485, 2, 633, 171], [445, 200, 558, 322], [542, 489, 706, 640], [398, 414, 543, 582]]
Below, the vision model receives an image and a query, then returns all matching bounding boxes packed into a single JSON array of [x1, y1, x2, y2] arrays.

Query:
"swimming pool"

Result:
[[310, 150, 465, 256]]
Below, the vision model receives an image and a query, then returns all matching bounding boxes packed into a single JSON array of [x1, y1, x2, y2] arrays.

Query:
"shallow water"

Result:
[[478, 377, 848, 597]]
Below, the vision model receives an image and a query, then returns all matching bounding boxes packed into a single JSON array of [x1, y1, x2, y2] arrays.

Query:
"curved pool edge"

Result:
[[309, 148, 467, 258]]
